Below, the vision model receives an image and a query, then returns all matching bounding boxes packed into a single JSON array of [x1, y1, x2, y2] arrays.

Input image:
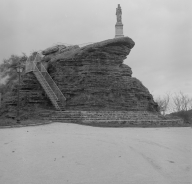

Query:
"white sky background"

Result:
[[0, 0, 191, 98]]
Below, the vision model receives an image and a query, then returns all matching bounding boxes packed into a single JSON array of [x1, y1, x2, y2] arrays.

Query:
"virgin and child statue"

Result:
[[116, 4, 122, 23]]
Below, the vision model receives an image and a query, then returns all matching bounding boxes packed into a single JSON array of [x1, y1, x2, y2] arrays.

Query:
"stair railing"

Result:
[[32, 60, 58, 100], [40, 62, 66, 105], [25, 53, 42, 73], [33, 53, 66, 108], [32, 60, 61, 110]]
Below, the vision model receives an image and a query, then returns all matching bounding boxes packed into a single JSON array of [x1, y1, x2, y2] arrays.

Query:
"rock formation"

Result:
[[40, 37, 158, 112]]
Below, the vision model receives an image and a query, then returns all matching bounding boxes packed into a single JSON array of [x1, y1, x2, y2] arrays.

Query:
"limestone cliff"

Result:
[[41, 37, 158, 112]]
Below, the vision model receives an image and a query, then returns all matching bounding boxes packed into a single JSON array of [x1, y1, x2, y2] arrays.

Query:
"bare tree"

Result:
[[155, 93, 170, 115], [172, 92, 192, 112]]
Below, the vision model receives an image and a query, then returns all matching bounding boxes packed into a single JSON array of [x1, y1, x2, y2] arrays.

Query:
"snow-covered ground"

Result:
[[0, 123, 191, 184]]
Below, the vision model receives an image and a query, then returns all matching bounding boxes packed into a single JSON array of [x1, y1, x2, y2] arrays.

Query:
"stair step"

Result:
[[33, 60, 66, 111]]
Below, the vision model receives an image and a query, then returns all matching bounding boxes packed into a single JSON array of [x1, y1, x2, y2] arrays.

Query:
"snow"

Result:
[[0, 123, 191, 184]]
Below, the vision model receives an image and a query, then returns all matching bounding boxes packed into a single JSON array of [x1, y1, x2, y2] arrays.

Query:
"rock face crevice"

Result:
[[41, 37, 158, 112]]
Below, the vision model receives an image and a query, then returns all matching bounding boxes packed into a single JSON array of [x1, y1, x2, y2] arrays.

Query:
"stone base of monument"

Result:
[[46, 111, 183, 127], [115, 22, 124, 38]]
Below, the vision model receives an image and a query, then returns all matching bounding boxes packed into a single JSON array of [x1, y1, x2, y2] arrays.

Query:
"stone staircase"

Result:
[[25, 53, 66, 111], [47, 111, 183, 127]]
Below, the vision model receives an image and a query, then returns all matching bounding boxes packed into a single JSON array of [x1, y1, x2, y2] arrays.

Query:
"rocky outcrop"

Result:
[[40, 37, 158, 112]]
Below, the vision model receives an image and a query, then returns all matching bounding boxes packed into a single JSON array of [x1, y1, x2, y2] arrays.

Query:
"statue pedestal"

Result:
[[115, 22, 124, 38]]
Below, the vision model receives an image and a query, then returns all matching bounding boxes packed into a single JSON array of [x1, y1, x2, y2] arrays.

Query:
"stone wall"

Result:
[[49, 111, 183, 127]]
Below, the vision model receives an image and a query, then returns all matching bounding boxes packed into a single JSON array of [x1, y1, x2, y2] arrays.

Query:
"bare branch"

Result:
[[172, 92, 192, 112], [155, 93, 170, 115]]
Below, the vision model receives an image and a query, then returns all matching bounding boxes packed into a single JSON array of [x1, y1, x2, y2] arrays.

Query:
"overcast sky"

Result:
[[0, 0, 191, 98]]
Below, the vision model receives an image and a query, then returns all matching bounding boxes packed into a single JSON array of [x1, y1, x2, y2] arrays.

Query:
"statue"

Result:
[[116, 4, 122, 23]]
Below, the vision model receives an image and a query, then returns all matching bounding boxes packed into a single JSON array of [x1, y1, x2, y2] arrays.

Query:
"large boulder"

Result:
[[43, 37, 158, 112], [42, 45, 60, 55]]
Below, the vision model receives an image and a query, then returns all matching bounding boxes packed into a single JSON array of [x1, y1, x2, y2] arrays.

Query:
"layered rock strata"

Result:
[[41, 37, 158, 112], [4, 72, 52, 108]]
